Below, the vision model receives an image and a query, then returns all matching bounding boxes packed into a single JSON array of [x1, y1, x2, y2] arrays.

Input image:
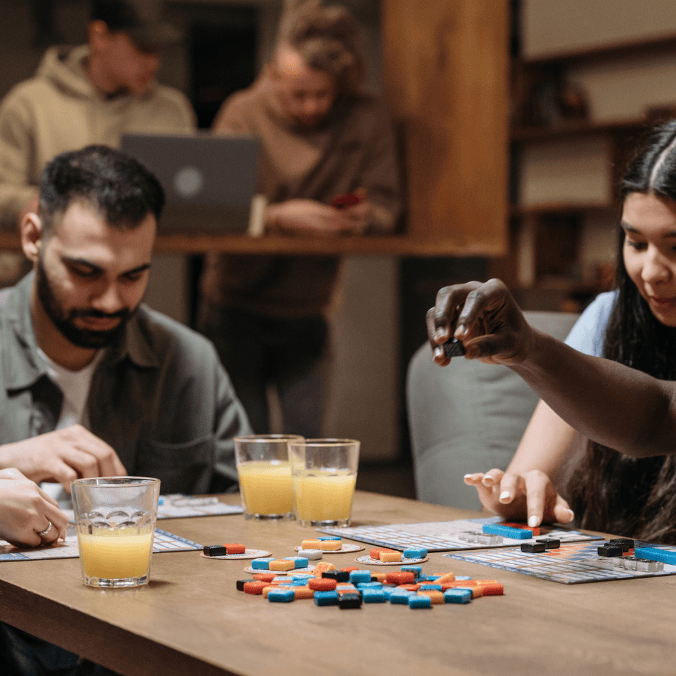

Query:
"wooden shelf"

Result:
[[517, 32, 676, 66], [0, 231, 506, 258], [511, 117, 650, 143], [510, 202, 618, 217]]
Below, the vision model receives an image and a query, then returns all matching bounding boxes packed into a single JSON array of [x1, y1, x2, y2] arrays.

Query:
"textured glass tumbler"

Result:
[[71, 477, 160, 588], [289, 439, 360, 527], [235, 434, 303, 519]]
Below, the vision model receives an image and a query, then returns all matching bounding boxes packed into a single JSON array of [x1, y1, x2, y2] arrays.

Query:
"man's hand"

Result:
[[463, 468, 574, 528], [266, 198, 370, 235], [0, 468, 69, 547], [426, 279, 535, 366], [0, 425, 127, 492]]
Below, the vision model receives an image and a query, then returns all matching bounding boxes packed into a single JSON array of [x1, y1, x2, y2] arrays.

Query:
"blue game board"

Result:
[[318, 516, 603, 552], [445, 541, 676, 584]]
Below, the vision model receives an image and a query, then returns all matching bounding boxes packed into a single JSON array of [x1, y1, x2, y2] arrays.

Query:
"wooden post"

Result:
[[381, 0, 510, 254]]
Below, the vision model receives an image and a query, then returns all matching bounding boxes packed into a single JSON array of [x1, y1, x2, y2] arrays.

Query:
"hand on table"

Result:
[[463, 468, 575, 528], [266, 198, 371, 235], [0, 468, 69, 547], [426, 279, 535, 367], [0, 424, 127, 492]]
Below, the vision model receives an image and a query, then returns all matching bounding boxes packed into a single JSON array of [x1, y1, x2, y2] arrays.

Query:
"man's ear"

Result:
[[88, 19, 110, 52], [21, 213, 43, 263]]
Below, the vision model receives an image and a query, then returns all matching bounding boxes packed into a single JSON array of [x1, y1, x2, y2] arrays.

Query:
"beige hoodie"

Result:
[[0, 45, 195, 229]]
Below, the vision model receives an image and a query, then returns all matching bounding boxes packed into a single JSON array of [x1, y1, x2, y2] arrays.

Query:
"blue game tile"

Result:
[[409, 595, 432, 609], [349, 570, 372, 584], [314, 590, 339, 606], [634, 547, 676, 566], [251, 558, 273, 570], [362, 589, 387, 603], [418, 583, 442, 591], [482, 524, 533, 539], [444, 589, 471, 604], [401, 565, 422, 580], [389, 589, 414, 604], [268, 589, 295, 603]]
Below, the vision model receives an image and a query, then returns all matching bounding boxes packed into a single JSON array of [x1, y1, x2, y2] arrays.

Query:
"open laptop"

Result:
[[120, 132, 264, 235]]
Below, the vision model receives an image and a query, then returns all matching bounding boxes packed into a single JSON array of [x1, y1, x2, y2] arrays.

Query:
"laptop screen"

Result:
[[120, 132, 262, 234]]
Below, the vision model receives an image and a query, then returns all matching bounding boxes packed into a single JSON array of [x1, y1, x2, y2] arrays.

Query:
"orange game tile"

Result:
[[380, 552, 402, 563], [417, 590, 444, 604], [435, 572, 456, 584], [269, 559, 295, 572], [313, 562, 337, 577], [293, 586, 315, 600], [385, 571, 415, 585], [308, 578, 338, 591], [243, 580, 267, 595], [224, 543, 246, 555]]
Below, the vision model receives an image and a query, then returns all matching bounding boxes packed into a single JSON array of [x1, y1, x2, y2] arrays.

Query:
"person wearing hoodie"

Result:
[[198, 1, 403, 446], [0, 0, 195, 232]]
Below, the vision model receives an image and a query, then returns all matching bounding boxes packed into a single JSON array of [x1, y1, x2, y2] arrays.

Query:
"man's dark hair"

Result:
[[38, 144, 164, 233]]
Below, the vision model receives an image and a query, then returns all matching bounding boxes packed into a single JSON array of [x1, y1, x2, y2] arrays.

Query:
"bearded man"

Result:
[[0, 145, 250, 499]]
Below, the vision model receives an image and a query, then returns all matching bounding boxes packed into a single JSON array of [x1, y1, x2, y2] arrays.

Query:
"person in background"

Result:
[[457, 121, 676, 545], [0, 144, 250, 676], [198, 0, 403, 448], [0, 0, 194, 284]]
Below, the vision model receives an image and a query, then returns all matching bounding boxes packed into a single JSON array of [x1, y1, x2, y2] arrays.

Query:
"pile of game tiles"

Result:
[[236, 548, 504, 610]]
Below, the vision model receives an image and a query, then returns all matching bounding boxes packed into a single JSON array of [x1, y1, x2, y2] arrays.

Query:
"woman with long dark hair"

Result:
[[464, 120, 676, 543]]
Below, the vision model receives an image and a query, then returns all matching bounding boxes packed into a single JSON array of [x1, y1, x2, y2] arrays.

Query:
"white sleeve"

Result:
[[564, 290, 618, 357]]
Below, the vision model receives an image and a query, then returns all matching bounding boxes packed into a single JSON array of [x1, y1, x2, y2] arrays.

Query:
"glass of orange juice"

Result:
[[71, 477, 160, 588], [289, 439, 360, 527], [235, 435, 303, 519]]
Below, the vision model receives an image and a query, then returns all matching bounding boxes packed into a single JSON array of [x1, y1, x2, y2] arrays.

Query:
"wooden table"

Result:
[[1, 491, 675, 676]]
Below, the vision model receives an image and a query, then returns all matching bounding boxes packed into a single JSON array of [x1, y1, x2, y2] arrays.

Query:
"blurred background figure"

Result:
[[198, 0, 403, 444], [0, 0, 195, 284]]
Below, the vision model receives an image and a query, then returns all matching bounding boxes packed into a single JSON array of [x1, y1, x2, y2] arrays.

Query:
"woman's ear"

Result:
[[21, 212, 43, 263]]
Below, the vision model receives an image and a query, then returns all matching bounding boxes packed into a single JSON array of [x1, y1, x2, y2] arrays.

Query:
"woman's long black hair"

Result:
[[568, 120, 676, 542]]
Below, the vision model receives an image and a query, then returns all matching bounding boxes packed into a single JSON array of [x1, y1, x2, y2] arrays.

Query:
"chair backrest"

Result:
[[406, 311, 579, 510]]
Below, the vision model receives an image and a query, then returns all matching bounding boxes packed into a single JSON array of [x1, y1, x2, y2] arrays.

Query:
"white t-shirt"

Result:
[[564, 290, 617, 357], [36, 347, 104, 504]]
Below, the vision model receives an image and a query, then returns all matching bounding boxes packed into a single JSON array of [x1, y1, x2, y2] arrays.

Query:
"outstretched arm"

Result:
[[427, 279, 676, 460]]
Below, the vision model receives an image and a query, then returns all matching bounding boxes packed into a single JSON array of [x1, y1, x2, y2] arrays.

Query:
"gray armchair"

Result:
[[406, 312, 579, 510]]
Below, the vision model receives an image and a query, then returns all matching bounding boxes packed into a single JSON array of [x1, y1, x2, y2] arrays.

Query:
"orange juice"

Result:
[[237, 460, 294, 516], [78, 526, 154, 580], [293, 471, 356, 524]]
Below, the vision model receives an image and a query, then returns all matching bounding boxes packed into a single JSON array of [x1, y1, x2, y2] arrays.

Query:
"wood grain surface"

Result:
[[1, 491, 674, 676]]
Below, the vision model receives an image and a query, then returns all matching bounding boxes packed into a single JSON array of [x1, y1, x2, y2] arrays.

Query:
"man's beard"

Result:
[[36, 257, 136, 349]]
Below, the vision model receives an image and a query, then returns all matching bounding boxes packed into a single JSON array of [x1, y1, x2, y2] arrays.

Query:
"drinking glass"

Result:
[[289, 438, 360, 527], [71, 477, 160, 588], [235, 434, 303, 519]]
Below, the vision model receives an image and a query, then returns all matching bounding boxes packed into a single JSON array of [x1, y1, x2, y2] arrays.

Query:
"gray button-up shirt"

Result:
[[0, 272, 251, 493]]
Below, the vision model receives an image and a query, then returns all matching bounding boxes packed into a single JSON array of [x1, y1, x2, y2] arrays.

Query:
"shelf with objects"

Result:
[[495, 29, 676, 312]]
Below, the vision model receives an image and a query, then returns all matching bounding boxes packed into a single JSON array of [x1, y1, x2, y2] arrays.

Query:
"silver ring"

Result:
[[36, 521, 53, 538]]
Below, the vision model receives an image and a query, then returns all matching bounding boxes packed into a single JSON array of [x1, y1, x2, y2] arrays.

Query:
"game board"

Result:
[[318, 516, 603, 552], [60, 494, 243, 522], [156, 495, 243, 519], [445, 541, 676, 584], [0, 528, 202, 562]]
